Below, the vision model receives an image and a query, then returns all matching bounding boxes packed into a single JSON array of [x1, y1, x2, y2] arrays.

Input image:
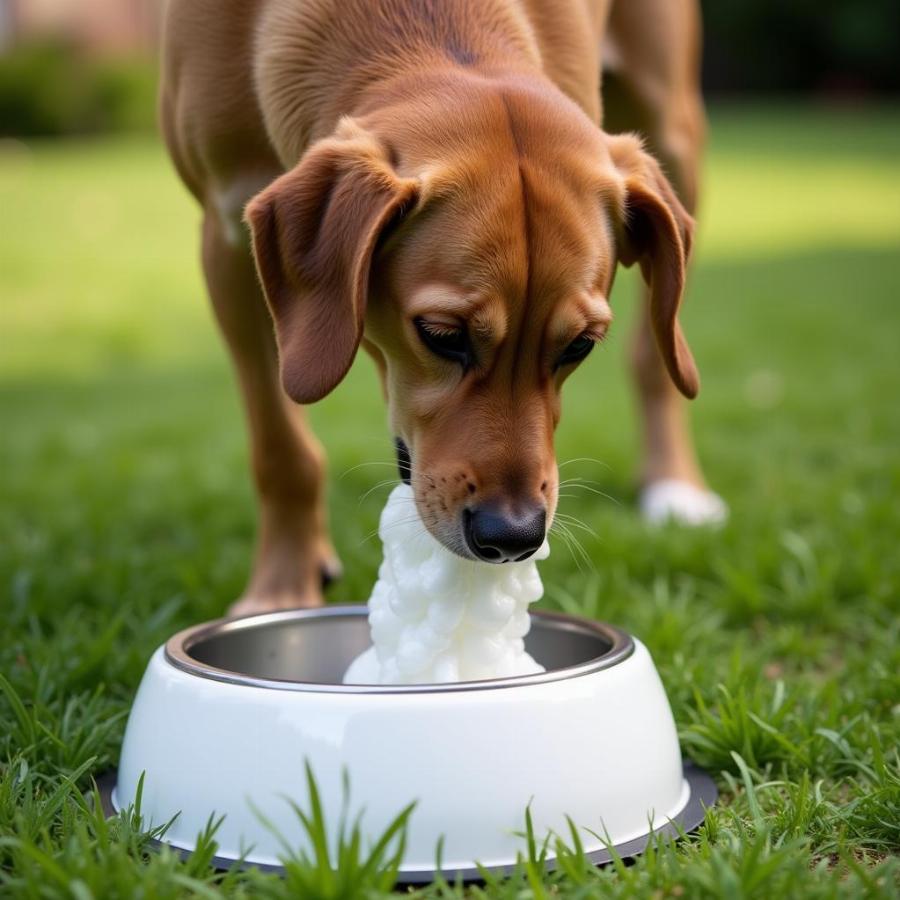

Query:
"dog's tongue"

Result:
[[343, 483, 548, 685]]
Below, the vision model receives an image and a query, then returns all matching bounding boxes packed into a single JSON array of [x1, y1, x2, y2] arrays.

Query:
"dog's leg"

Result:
[[201, 210, 341, 614], [604, 0, 726, 525]]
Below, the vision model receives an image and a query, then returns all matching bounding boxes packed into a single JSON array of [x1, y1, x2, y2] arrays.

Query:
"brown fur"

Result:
[[160, 0, 708, 613]]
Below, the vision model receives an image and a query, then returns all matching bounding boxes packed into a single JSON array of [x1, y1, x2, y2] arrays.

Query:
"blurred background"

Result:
[[1, 0, 898, 139]]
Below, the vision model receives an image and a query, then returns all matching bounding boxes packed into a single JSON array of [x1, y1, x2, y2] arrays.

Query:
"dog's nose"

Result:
[[463, 503, 546, 563]]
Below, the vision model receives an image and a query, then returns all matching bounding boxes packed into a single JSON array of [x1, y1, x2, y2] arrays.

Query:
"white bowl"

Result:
[[110, 606, 714, 880]]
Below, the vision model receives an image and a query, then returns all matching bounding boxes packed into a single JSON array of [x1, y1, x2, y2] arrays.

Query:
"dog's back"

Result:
[[160, 0, 626, 199]]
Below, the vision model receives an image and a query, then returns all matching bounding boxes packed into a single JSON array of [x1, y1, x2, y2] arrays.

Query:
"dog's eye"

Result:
[[556, 332, 596, 369], [414, 318, 472, 367]]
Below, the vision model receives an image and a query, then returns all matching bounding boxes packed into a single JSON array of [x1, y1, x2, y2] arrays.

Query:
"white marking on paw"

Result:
[[640, 479, 728, 527]]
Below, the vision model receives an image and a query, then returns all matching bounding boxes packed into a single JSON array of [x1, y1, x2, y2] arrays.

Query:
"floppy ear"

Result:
[[245, 120, 418, 404], [608, 133, 699, 399]]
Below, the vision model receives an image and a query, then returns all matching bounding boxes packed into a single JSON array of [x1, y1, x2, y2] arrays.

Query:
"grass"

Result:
[[1, 101, 899, 896]]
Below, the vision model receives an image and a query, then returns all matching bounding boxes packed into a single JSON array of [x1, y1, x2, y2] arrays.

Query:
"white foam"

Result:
[[343, 483, 549, 685]]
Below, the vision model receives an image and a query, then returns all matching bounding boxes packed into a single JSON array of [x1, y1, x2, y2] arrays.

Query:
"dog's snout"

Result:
[[463, 503, 546, 563]]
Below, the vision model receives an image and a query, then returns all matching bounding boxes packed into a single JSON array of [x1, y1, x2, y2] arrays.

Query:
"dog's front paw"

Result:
[[227, 543, 341, 618], [639, 479, 728, 527]]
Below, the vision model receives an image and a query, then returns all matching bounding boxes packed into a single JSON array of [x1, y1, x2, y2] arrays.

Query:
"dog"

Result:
[[159, 0, 725, 615]]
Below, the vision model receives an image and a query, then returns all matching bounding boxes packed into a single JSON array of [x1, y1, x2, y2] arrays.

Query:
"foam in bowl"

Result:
[[343, 483, 550, 684]]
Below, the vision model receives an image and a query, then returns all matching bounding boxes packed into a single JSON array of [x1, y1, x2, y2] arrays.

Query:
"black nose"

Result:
[[463, 504, 546, 563]]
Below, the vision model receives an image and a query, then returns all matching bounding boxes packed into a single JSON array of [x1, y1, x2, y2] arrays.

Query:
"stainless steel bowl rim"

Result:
[[164, 605, 634, 694]]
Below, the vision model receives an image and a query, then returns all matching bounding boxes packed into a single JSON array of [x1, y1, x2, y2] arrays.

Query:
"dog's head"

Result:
[[246, 79, 697, 562]]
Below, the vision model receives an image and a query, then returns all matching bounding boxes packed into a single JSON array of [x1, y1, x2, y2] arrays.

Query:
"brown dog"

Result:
[[160, 0, 721, 615]]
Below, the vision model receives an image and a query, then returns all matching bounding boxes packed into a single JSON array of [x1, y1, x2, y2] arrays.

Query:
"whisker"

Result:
[[559, 477, 608, 488], [557, 481, 621, 506], [549, 522, 586, 572], [554, 512, 599, 539], [557, 457, 611, 472], [357, 513, 433, 547], [550, 519, 594, 571], [338, 460, 398, 480], [357, 478, 400, 505], [379, 515, 428, 531]]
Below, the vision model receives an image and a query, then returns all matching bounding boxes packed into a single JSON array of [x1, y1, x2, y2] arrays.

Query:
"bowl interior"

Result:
[[181, 609, 624, 686]]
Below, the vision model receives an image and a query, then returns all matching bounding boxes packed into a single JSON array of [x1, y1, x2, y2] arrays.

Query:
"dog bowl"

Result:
[[109, 606, 715, 880]]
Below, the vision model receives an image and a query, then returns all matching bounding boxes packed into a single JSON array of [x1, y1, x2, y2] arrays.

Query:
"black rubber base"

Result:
[[97, 761, 715, 884]]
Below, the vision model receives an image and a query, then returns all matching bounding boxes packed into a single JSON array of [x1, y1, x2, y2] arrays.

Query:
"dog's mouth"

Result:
[[395, 437, 412, 485], [394, 436, 470, 557]]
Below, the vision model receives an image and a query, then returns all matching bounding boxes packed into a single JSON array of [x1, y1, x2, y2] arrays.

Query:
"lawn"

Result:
[[1, 103, 899, 897]]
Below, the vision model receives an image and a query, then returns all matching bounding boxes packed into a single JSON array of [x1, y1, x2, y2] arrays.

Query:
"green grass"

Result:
[[2, 102, 899, 897]]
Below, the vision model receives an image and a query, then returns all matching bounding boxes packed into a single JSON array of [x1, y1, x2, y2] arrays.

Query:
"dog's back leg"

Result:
[[603, 0, 726, 524]]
